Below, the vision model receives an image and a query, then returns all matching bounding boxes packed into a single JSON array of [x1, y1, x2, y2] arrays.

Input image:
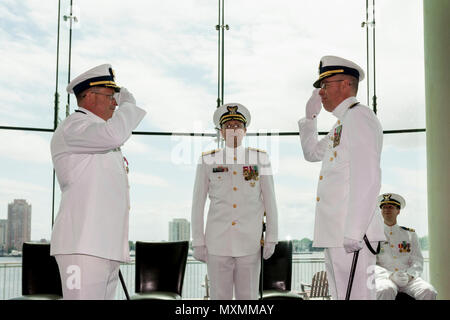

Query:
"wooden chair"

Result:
[[299, 270, 331, 300]]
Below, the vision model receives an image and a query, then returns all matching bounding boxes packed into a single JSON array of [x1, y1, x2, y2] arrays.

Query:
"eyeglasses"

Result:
[[223, 123, 245, 129], [320, 80, 344, 90], [90, 91, 115, 101]]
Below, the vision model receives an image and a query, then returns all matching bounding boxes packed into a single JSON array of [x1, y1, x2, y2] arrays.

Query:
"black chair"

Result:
[[131, 241, 189, 300], [259, 240, 303, 300], [10, 242, 63, 300]]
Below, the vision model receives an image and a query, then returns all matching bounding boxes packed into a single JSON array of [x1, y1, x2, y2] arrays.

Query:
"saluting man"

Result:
[[298, 56, 385, 299], [191, 103, 278, 300], [375, 193, 437, 300], [50, 64, 146, 299]]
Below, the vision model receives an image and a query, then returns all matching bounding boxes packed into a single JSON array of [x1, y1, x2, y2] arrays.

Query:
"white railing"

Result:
[[0, 257, 431, 300]]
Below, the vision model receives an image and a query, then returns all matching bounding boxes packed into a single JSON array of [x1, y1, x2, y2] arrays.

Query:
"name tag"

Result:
[[213, 166, 228, 173]]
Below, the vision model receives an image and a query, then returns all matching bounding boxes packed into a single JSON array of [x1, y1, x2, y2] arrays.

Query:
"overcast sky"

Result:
[[0, 0, 428, 244]]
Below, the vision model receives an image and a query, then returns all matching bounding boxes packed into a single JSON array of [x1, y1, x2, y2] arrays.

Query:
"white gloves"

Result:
[[305, 89, 322, 119], [390, 271, 410, 288], [343, 237, 363, 253], [263, 242, 276, 260], [114, 87, 136, 106], [193, 245, 208, 263]]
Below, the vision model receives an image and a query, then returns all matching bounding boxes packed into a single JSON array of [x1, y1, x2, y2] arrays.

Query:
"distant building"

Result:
[[0, 219, 7, 254], [169, 218, 190, 242], [7, 199, 32, 252]]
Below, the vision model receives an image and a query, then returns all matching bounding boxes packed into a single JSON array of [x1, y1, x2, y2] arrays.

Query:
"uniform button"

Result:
[[395, 268, 399, 271], [330, 157, 334, 161], [334, 151, 337, 158], [234, 156, 237, 161], [233, 204, 237, 208], [232, 221, 236, 226], [319, 176, 323, 180], [390, 232, 392, 235], [218, 176, 222, 179], [233, 187, 237, 191], [233, 171, 237, 175], [316, 197, 320, 202], [390, 245, 394, 248], [338, 120, 341, 125]]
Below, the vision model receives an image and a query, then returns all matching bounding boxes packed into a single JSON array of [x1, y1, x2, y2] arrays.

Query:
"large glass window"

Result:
[[0, 1, 60, 129], [0, 0, 429, 299]]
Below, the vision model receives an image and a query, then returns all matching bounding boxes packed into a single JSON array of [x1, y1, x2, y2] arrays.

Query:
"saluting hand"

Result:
[[114, 87, 136, 106], [305, 88, 322, 119]]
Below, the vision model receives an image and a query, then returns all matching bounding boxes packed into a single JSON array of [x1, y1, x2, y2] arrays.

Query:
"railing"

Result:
[[0, 257, 431, 300]]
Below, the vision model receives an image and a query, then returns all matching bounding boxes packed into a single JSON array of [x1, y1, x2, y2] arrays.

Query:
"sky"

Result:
[[0, 0, 429, 244]]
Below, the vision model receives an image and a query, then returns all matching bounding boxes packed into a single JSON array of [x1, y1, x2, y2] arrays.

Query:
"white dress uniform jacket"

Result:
[[375, 224, 437, 299], [50, 103, 146, 262], [298, 96, 385, 247], [376, 224, 423, 278], [191, 146, 278, 257]]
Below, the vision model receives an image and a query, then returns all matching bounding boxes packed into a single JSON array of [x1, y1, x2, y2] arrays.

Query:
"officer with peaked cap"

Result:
[[191, 103, 278, 300], [374, 193, 437, 299], [50, 64, 146, 299], [298, 55, 385, 299]]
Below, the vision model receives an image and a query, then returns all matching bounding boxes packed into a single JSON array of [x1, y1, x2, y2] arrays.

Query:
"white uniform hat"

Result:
[[67, 63, 120, 95], [213, 103, 251, 128], [378, 193, 406, 210], [313, 55, 365, 88]]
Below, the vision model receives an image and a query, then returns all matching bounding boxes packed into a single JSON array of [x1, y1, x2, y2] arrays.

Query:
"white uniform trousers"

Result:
[[324, 242, 378, 300], [376, 276, 437, 300], [55, 254, 120, 300], [207, 252, 261, 300]]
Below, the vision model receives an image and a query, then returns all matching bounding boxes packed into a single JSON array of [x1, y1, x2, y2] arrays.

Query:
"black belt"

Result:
[[363, 234, 380, 255]]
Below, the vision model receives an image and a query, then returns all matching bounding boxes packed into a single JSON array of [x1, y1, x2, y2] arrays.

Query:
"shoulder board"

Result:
[[202, 149, 220, 156], [400, 226, 415, 232], [349, 102, 360, 109], [248, 147, 267, 153]]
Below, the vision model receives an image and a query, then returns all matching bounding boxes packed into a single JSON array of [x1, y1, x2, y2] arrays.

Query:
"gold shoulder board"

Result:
[[248, 147, 267, 153], [202, 149, 219, 156]]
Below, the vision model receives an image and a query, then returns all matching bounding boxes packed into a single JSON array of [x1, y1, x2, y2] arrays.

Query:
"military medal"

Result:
[[398, 241, 411, 253], [243, 166, 259, 182], [123, 156, 129, 174], [243, 166, 250, 180], [333, 124, 343, 148]]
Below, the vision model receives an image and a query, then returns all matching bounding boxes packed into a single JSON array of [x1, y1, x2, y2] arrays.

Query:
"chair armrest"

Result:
[[300, 283, 311, 292]]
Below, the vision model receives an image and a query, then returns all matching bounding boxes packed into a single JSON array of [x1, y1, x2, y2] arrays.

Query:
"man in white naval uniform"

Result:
[[50, 64, 146, 299], [191, 103, 278, 300], [298, 56, 385, 300], [375, 193, 437, 300]]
